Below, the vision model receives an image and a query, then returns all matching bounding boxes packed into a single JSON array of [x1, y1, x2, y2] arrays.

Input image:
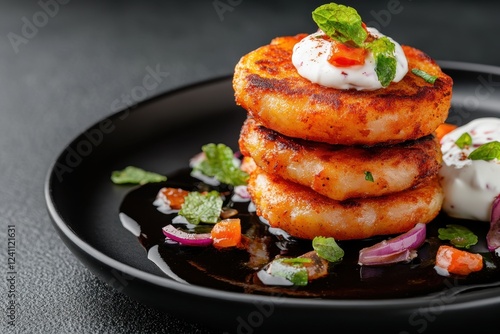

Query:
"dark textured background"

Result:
[[1, 1, 500, 333]]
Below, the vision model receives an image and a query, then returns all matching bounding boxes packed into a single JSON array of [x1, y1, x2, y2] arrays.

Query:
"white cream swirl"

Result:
[[291, 28, 408, 90]]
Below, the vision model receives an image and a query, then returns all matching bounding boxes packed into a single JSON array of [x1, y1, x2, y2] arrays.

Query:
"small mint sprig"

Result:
[[455, 132, 472, 149], [194, 143, 249, 186], [368, 37, 397, 87], [111, 166, 166, 185], [178, 191, 223, 225], [312, 3, 367, 47], [411, 68, 438, 84], [468, 141, 500, 161], [312, 236, 344, 262], [438, 224, 478, 249]]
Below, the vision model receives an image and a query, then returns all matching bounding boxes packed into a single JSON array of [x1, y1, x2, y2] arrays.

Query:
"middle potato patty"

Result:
[[239, 117, 442, 201]]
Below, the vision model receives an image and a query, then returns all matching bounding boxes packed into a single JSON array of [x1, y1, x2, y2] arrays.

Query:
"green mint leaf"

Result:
[[312, 236, 344, 262], [312, 3, 367, 47], [364, 171, 374, 182], [455, 132, 473, 149], [270, 258, 309, 286], [438, 224, 478, 249], [195, 143, 249, 186], [178, 191, 222, 225], [111, 166, 166, 185], [367, 37, 397, 87], [468, 141, 500, 161], [411, 68, 437, 84]]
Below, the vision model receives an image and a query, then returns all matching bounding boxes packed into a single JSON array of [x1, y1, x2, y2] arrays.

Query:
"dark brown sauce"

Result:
[[119, 168, 500, 299]]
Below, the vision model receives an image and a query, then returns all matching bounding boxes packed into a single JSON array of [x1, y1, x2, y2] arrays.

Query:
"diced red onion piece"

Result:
[[359, 249, 417, 266], [358, 223, 426, 266], [235, 185, 250, 198], [486, 195, 500, 251], [231, 185, 251, 202], [162, 224, 212, 247]]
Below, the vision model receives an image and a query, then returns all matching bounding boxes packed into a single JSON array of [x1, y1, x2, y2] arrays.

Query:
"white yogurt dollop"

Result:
[[439, 117, 500, 221], [291, 28, 408, 90]]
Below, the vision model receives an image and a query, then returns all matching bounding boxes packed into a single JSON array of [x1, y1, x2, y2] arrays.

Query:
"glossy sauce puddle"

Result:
[[119, 168, 500, 299]]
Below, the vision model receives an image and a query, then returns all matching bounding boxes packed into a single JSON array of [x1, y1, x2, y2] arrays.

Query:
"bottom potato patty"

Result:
[[248, 166, 443, 241]]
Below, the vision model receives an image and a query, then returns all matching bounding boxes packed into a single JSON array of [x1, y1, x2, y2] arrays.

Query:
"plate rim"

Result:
[[44, 61, 500, 310]]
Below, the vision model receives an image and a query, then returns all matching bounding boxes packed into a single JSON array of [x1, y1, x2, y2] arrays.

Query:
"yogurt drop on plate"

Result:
[[439, 117, 500, 221]]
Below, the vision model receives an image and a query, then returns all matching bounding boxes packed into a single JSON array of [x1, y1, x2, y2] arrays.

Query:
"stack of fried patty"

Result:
[[233, 34, 453, 240]]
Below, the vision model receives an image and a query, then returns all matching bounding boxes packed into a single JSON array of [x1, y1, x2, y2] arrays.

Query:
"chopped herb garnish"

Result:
[[269, 258, 309, 286], [411, 68, 437, 84], [312, 3, 397, 87], [312, 236, 344, 262], [455, 132, 473, 149], [282, 258, 313, 264], [367, 37, 397, 87], [194, 143, 249, 186], [178, 191, 223, 225], [468, 141, 500, 161], [111, 166, 166, 185], [438, 224, 478, 249], [364, 171, 374, 182], [312, 3, 367, 47]]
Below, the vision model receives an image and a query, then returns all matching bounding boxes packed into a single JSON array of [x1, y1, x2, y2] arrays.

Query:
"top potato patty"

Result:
[[233, 34, 453, 145]]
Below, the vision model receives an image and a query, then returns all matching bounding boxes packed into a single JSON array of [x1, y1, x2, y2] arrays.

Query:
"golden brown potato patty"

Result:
[[239, 117, 442, 201], [233, 34, 453, 145], [248, 166, 444, 241]]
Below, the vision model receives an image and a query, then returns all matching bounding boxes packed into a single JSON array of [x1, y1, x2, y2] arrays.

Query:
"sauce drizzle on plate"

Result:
[[119, 168, 500, 299]]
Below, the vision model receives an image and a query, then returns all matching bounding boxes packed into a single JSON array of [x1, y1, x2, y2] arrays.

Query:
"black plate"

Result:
[[45, 63, 500, 333]]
